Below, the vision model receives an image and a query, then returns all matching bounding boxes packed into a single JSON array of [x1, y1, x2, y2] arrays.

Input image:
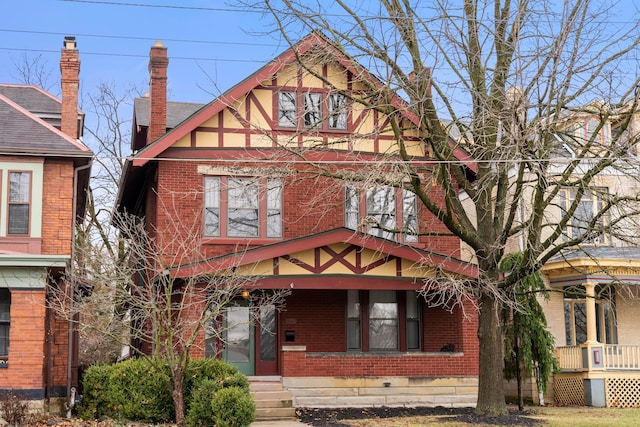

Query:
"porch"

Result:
[[555, 345, 640, 407]]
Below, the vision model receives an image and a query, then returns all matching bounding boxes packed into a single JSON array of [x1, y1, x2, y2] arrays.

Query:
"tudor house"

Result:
[[0, 37, 92, 409], [116, 34, 479, 410]]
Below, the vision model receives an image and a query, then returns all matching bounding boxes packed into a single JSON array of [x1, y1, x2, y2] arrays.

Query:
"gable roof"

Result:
[[0, 84, 62, 115], [171, 228, 478, 281], [128, 32, 475, 170], [0, 91, 91, 156]]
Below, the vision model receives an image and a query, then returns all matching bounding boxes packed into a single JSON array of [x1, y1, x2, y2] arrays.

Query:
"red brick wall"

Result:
[[0, 290, 46, 390], [152, 160, 460, 260], [281, 348, 478, 377], [279, 290, 346, 352], [41, 159, 75, 256]]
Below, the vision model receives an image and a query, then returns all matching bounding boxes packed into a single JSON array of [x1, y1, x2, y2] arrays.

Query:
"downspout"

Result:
[[67, 159, 92, 418]]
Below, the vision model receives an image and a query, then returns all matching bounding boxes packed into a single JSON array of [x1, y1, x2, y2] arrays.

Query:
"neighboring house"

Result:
[[542, 109, 640, 408], [474, 102, 640, 407], [116, 33, 480, 408], [0, 37, 92, 409]]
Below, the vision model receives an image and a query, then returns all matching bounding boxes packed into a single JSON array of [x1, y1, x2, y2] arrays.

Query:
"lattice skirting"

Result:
[[606, 378, 640, 407], [553, 375, 585, 406]]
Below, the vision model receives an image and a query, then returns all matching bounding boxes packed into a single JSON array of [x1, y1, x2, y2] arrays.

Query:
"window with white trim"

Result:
[[559, 187, 607, 245], [345, 185, 418, 242], [204, 176, 282, 239], [8, 171, 30, 235]]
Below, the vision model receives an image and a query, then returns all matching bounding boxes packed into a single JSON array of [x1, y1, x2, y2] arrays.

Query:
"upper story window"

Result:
[[278, 90, 348, 131], [278, 92, 297, 128], [204, 176, 282, 239], [8, 171, 31, 235], [568, 119, 611, 145], [559, 187, 607, 245], [345, 185, 418, 242]]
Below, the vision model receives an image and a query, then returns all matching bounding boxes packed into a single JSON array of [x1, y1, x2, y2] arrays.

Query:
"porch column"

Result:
[[584, 282, 598, 343]]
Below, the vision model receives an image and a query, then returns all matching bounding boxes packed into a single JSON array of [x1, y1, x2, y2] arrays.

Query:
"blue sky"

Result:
[[0, 1, 286, 105]]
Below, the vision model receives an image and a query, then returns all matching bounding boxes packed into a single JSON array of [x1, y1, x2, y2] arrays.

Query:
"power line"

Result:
[[0, 28, 280, 48]]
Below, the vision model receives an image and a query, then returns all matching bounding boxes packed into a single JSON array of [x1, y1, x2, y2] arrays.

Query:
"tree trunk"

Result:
[[476, 292, 508, 416], [172, 368, 185, 427]]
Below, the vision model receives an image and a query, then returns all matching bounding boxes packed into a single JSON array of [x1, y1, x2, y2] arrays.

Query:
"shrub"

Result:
[[76, 364, 111, 420], [183, 358, 246, 412], [185, 379, 220, 427], [211, 386, 255, 427], [78, 358, 174, 423]]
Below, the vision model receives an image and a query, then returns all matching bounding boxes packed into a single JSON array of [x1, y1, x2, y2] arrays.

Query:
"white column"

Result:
[[584, 282, 598, 343]]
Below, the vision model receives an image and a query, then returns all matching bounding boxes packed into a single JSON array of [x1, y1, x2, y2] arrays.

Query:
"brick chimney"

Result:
[[60, 36, 80, 139], [147, 41, 169, 144]]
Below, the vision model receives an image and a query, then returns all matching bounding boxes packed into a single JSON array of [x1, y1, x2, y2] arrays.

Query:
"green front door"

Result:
[[223, 305, 254, 375]]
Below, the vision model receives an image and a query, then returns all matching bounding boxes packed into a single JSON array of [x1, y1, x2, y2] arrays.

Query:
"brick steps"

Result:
[[250, 379, 296, 421]]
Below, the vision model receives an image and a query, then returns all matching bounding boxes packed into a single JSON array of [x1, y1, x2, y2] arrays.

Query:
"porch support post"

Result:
[[584, 281, 598, 344]]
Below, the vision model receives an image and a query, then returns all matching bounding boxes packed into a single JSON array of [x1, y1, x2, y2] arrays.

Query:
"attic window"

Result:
[[278, 92, 297, 128], [328, 93, 348, 130]]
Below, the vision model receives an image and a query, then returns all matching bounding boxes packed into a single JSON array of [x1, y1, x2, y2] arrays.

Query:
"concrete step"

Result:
[[255, 407, 297, 420], [250, 381, 284, 392], [254, 398, 293, 409], [250, 379, 296, 421], [252, 390, 292, 401]]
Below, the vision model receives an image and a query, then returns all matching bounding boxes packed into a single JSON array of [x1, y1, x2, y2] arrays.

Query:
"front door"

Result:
[[223, 305, 254, 375], [223, 303, 279, 376]]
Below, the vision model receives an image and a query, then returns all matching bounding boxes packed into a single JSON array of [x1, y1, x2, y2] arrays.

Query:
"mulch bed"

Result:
[[297, 406, 543, 426]]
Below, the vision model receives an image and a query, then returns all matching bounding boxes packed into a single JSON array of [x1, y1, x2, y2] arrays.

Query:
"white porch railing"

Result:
[[557, 345, 640, 371]]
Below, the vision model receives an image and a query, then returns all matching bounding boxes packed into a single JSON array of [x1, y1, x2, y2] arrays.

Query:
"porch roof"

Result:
[[543, 246, 640, 287], [171, 228, 477, 286]]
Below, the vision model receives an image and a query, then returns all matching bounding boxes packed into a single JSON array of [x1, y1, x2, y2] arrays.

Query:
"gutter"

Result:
[[66, 159, 92, 418]]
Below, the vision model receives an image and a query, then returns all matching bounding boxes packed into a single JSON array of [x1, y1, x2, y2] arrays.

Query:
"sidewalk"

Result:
[[250, 420, 308, 426]]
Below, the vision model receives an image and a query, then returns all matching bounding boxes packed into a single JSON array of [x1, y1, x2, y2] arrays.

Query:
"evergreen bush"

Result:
[[211, 386, 256, 427]]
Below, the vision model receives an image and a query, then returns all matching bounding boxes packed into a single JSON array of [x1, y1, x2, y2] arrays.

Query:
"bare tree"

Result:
[[54, 197, 287, 426], [251, 0, 640, 416], [10, 53, 57, 94]]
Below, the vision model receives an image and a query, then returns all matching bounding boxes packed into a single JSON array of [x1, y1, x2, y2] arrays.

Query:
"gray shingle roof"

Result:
[[0, 89, 90, 156], [134, 97, 205, 129], [0, 84, 62, 115]]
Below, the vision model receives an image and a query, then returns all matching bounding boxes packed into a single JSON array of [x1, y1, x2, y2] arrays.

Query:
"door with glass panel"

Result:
[[222, 303, 278, 376]]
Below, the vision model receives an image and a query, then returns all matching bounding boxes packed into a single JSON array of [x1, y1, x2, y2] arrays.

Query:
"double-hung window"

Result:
[[8, 171, 30, 235], [559, 187, 607, 244], [204, 176, 282, 239], [0, 289, 9, 364], [345, 185, 418, 242], [347, 290, 421, 352]]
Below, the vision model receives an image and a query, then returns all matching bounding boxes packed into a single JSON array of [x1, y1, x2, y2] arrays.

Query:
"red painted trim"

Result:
[[174, 228, 477, 279]]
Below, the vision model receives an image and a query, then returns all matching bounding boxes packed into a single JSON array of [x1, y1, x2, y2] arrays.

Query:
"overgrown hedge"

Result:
[[78, 357, 253, 426]]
